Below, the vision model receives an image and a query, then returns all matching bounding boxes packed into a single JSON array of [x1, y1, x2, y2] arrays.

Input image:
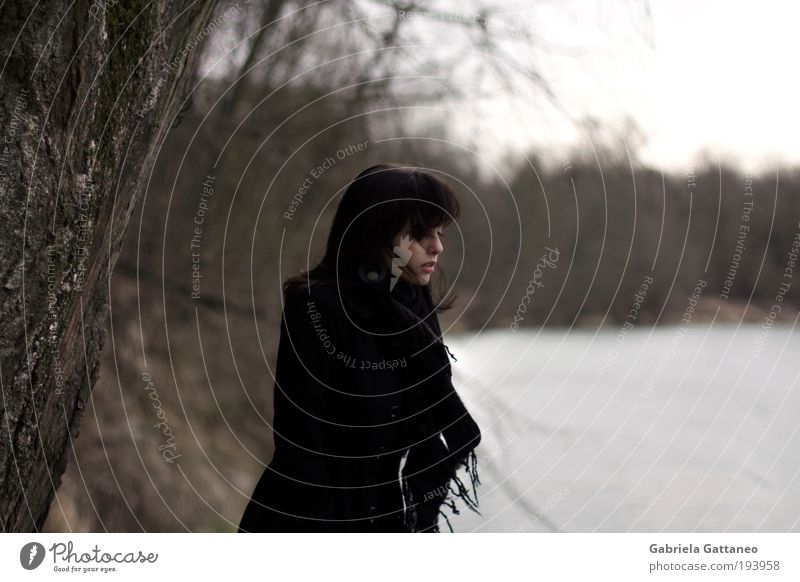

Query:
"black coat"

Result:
[[238, 277, 452, 532]]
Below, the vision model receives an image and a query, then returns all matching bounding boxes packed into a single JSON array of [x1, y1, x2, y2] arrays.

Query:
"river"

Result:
[[445, 322, 800, 532]]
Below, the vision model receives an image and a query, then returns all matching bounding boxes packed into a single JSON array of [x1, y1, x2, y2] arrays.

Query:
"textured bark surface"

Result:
[[0, 0, 218, 532]]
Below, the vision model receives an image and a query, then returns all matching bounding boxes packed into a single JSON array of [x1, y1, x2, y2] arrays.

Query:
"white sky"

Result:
[[444, 0, 800, 173], [201, 1, 800, 174]]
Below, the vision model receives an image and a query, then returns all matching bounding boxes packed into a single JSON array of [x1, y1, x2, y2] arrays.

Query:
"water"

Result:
[[444, 323, 800, 532]]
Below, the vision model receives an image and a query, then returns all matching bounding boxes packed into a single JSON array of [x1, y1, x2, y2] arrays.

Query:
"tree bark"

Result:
[[0, 0, 219, 532]]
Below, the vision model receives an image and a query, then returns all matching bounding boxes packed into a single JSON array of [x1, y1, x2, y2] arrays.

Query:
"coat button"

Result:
[[368, 505, 377, 524], [388, 405, 401, 419]]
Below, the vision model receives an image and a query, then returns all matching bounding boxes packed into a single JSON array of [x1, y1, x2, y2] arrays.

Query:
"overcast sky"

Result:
[[453, 0, 800, 173], [202, 1, 799, 175]]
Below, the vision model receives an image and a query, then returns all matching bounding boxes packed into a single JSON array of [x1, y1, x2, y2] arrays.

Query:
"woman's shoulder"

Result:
[[283, 281, 343, 317], [283, 277, 377, 324]]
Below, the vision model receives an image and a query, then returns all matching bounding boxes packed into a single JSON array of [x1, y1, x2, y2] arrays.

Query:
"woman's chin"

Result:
[[401, 268, 430, 285]]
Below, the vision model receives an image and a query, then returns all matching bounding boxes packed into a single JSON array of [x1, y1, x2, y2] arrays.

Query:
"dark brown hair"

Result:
[[284, 163, 460, 311]]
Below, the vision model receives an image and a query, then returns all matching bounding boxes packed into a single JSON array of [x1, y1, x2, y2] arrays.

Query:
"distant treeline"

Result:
[[488, 157, 800, 329]]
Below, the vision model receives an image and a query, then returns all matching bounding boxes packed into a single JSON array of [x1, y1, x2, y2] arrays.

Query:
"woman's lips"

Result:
[[421, 262, 435, 273]]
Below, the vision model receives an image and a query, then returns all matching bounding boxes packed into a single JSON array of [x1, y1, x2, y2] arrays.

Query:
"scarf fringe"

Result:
[[443, 343, 458, 362], [402, 448, 482, 533]]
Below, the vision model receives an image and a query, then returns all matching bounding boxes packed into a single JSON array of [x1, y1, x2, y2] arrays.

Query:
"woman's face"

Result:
[[388, 223, 444, 286]]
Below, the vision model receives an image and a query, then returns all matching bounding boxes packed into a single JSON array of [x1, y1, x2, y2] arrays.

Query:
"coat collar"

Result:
[[340, 275, 422, 320]]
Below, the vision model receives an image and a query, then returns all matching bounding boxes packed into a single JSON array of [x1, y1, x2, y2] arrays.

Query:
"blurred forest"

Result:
[[43, 0, 800, 531]]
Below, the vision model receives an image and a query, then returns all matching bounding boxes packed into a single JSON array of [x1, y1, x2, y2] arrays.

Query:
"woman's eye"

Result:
[[412, 229, 444, 242]]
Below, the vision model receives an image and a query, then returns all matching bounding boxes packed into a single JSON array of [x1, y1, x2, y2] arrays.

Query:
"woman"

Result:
[[238, 163, 482, 533]]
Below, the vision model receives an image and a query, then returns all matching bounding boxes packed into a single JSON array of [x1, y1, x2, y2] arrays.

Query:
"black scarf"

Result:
[[345, 258, 483, 532]]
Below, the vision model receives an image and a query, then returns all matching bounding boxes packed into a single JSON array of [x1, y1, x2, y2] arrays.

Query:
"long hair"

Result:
[[284, 163, 460, 311]]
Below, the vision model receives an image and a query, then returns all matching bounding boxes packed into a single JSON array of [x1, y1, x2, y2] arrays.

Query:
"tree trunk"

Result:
[[0, 0, 219, 532]]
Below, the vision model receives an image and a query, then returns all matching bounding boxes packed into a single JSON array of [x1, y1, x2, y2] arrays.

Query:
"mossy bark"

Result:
[[0, 0, 218, 532]]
